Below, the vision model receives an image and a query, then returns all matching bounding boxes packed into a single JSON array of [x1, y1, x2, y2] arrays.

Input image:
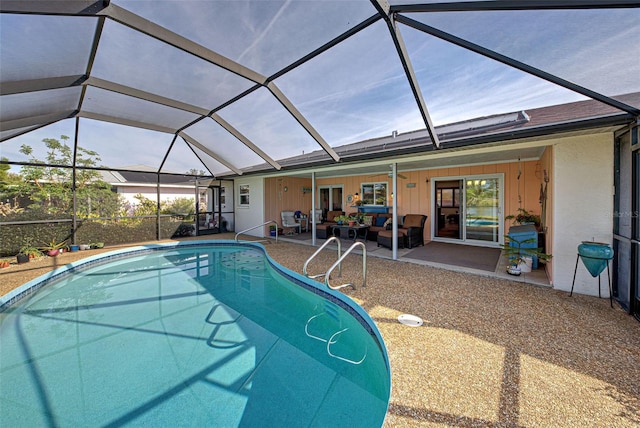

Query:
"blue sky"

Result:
[[1, 1, 638, 175]]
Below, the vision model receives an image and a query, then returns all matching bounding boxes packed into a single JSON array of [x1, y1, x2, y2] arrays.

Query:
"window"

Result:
[[361, 182, 388, 206], [239, 184, 250, 206], [437, 188, 460, 207]]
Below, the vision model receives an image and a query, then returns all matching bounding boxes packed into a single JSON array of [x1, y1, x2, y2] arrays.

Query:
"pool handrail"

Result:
[[325, 241, 367, 290], [235, 220, 278, 243], [303, 236, 341, 279]]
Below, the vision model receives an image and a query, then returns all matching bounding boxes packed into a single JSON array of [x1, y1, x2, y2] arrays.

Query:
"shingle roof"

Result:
[[227, 92, 639, 177]]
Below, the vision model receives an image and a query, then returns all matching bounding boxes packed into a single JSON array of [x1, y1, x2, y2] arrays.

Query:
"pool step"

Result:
[[304, 311, 367, 365]]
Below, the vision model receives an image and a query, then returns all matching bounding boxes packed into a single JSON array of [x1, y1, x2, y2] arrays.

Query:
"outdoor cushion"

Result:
[[403, 214, 423, 228], [327, 210, 344, 222], [383, 217, 393, 228], [375, 216, 386, 227], [363, 215, 373, 226]]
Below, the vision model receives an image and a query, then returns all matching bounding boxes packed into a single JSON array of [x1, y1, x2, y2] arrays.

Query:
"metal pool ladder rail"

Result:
[[325, 241, 367, 290], [235, 220, 278, 243], [303, 236, 342, 280]]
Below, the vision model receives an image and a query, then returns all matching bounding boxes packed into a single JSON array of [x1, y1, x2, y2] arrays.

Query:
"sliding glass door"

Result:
[[434, 180, 462, 239], [433, 175, 503, 245], [318, 185, 343, 219], [613, 126, 639, 317], [464, 177, 501, 244]]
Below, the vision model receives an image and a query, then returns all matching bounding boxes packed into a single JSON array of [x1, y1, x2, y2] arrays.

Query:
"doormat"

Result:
[[404, 241, 501, 272]]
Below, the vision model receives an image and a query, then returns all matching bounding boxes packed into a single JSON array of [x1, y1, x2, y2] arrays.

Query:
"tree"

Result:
[[162, 197, 196, 216], [0, 157, 11, 185], [186, 168, 207, 176], [0, 156, 22, 195], [13, 136, 120, 217], [131, 194, 157, 217]]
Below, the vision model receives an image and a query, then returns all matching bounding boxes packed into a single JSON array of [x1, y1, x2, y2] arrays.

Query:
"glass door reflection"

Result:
[[464, 178, 500, 244]]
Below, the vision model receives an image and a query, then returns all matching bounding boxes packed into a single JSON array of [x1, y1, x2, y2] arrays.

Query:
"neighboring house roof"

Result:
[[99, 168, 200, 187], [226, 92, 639, 178]]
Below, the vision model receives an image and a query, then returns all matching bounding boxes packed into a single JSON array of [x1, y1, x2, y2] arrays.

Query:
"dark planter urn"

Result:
[[578, 241, 614, 277], [16, 254, 30, 264]]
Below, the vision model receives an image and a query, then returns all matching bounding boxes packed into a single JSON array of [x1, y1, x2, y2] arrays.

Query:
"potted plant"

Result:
[[41, 239, 67, 257], [269, 225, 277, 237], [501, 235, 552, 275], [90, 242, 104, 249], [1, 258, 11, 269], [17, 240, 40, 264], [333, 215, 350, 225], [505, 208, 541, 230], [16, 252, 30, 264]]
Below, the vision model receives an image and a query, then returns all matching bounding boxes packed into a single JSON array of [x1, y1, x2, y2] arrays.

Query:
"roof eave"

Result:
[[216, 112, 634, 179]]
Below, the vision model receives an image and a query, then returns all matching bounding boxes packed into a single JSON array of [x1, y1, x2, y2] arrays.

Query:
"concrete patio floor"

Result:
[[275, 232, 551, 288]]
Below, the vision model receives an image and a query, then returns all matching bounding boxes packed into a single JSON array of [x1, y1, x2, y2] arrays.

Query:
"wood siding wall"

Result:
[[264, 176, 314, 233], [263, 158, 549, 243]]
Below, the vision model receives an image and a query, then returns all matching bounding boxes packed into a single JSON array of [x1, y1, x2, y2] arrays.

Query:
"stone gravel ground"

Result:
[[2, 235, 639, 427]]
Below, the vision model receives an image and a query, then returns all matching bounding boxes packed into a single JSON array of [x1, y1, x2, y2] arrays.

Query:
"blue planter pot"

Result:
[[578, 241, 614, 277]]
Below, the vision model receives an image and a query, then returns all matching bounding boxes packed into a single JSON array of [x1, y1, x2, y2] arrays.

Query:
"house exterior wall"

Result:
[[264, 176, 314, 234], [235, 176, 265, 237], [552, 132, 614, 296], [256, 132, 617, 299], [116, 185, 195, 208], [313, 159, 544, 245]]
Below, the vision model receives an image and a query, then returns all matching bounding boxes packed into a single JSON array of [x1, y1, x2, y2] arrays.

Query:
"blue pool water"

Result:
[[466, 218, 498, 226], [0, 241, 390, 427]]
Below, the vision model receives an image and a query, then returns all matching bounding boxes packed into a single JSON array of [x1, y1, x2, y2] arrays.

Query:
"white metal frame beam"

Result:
[[78, 111, 176, 134], [209, 114, 282, 170], [179, 131, 243, 176], [370, 0, 442, 148], [0, 1, 342, 166], [267, 82, 341, 162], [0, 111, 76, 132]]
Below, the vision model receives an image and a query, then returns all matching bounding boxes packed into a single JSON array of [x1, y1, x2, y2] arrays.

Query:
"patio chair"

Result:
[[309, 209, 323, 224], [281, 211, 301, 235]]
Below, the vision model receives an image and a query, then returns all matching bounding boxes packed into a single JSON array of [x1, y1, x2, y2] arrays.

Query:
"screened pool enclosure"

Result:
[[1, 1, 639, 255]]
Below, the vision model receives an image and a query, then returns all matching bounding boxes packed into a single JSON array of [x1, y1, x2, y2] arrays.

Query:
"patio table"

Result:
[[331, 224, 369, 241]]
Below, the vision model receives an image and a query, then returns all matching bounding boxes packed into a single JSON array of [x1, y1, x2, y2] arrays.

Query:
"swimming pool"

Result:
[[0, 241, 390, 427]]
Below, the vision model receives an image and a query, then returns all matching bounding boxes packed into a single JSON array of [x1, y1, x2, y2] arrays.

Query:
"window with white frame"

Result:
[[361, 182, 388, 205], [239, 184, 250, 206]]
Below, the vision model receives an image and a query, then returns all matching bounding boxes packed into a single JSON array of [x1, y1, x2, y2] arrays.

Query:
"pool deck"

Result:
[[276, 231, 551, 288], [1, 235, 639, 427]]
